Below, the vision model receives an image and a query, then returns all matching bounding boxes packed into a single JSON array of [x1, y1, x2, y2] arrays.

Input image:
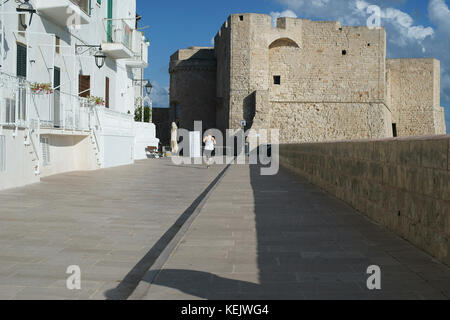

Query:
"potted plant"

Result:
[[87, 95, 106, 106], [30, 82, 54, 95]]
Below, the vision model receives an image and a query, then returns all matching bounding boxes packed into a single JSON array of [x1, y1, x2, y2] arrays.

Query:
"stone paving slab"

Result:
[[0, 159, 225, 300], [141, 163, 450, 300]]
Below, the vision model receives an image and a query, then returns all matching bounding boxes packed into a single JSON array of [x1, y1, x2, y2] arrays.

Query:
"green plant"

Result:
[[87, 95, 105, 106], [134, 106, 152, 122], [30, 82, 53, 94]]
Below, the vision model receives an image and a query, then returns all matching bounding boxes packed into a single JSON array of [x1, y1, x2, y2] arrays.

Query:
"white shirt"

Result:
[[204, 136, 215, 151]]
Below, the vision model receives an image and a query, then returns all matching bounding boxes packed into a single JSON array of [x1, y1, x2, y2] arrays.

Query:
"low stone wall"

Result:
[[280, 135, 450, 266]]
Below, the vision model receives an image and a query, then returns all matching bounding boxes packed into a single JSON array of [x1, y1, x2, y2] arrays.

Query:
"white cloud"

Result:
[[429, 0, 450, 35], [273, 0, 450, 132], [150, 82, 169, 109], [270, 10, 297, 26]]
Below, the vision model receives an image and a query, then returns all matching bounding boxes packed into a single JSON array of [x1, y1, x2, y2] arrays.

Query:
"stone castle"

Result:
[[169, 13, 447, 143]]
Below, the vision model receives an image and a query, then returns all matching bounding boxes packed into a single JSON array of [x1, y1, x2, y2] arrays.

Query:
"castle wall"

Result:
[[280, 136, 450, 266], [388, 59, 446, 136], [215, 19, 232, 134], [170, 13, 446, 143], [223, 14, 391, 143], [270, 102, 391, 143], [169, 48, 217, 132]]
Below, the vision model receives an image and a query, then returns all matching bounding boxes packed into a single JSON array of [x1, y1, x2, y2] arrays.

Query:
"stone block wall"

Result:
[[387, 59, 446, 136], [169, 47, 217, 132], [220, 13, 391, 142], [280, 136, 450, 266]]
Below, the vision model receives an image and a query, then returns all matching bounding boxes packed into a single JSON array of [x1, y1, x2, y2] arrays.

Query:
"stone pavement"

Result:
[[0, 159, 226, 300], [138, 163, 450, 300]]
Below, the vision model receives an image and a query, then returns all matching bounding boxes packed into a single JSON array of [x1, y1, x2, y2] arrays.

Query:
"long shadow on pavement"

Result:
[[119, 164, 450, 300], [104, 164, 231, 300]]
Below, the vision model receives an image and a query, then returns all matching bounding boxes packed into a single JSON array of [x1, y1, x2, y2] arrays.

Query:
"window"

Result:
[[0, 135, 5, 172], [78, 75, 90, 97], [342, 50, 347, 55], [55, 36, 60, 54], [41, 137, 50, 166], [105, 77, 110, 108], [239, 15, 244, 21], [5, 98, 15, 123], [273, 75, 281, 85], [18, 14, 26, 36], [392, 123, 398, 137], [17, 43, 27, 78]]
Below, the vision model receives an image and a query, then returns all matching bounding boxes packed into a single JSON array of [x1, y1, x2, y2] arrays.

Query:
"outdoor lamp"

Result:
[[145, 82, 153, 95], [94, 49, 106, 69]]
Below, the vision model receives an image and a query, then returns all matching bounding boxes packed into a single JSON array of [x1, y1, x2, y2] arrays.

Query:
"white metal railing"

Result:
[[104, 19, 133, 50], [1, 72, 91, 132], [0, 73, 30, 128]]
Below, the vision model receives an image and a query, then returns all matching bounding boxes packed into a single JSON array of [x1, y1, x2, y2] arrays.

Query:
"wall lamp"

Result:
[[75, 44, 106, 69]]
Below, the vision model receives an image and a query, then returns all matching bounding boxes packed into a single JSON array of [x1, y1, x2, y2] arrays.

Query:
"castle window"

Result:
[[342, 50, 347, 55], [392, 123, 398, 137], [239, 15, 244, 21], [273, 76, 281, 85], [367, 43, 371, 47]]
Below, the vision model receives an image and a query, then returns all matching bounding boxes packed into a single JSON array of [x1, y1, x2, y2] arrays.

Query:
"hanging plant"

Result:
[[30, 82, 54, 95], [87, 95, 106, 106]]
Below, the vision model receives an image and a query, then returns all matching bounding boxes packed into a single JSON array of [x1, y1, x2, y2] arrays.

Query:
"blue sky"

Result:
[[137, 0, 450, 132]]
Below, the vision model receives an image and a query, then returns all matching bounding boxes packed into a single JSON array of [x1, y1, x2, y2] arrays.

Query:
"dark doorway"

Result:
[[392, 123, 398, 137], [105, 77, 110, 109], [53, 67, 61, 127]]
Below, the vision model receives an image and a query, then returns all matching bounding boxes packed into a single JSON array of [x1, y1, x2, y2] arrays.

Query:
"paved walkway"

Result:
[[1, 159, 450, 300], [0, 159, 226, 299], [138, 164, 450, 300]]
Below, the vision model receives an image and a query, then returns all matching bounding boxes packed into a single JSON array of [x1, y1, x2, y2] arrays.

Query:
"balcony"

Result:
[[125, 30, 149, 68], [35, 0, 90, 27], [101, 19, 134, 60]]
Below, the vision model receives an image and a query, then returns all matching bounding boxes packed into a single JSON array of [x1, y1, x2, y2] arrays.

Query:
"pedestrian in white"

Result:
[[203, 132, 216, 168]]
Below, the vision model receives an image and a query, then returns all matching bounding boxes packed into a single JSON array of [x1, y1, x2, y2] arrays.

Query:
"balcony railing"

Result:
[[0, 72, 91, 132], [105, 19, 133, 50], [35, 0, 90, 26]]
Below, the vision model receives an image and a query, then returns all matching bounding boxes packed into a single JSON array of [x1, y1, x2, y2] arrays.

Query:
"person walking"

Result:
[[203, 132, 216, 169]]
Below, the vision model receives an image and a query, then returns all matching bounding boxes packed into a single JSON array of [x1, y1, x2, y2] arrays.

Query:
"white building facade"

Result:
[[0, 0, 158, 190]]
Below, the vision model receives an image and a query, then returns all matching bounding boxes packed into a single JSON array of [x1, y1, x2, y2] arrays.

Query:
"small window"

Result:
[[392, 123, 398, 137], [0, 135, 5, 172], [239, 15, 244, 21], [18, 14, 26, 36], [273, 76, 281, 85], [367, 43, 371, 47], [342, 50, 347, 55], [41, 137, 50, 166], [55, 36, 60, 54], [16, 43, 27, 78]]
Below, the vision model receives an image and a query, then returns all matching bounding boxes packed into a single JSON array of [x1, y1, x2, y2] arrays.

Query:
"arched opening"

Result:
[[269, 38, 300, 49], [269, 38, 301, 92]]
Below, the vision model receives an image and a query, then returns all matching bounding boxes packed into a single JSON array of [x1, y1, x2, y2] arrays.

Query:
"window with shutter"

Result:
[[0, 135, 5, 172], [105, 77, 110, 108], [41, 137, 50, 166], [5, 98, 15, 123], [78, 75, 90, 98], [16, 43, 27, 78]]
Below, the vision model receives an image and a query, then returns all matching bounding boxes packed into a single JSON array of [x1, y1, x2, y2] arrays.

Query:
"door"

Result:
[[16, 43, 27, 121], [107, 0, 113, 42], [105, 77, 110, 108], [53, 67, 61, 127], [189, 131, 201, 158]]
